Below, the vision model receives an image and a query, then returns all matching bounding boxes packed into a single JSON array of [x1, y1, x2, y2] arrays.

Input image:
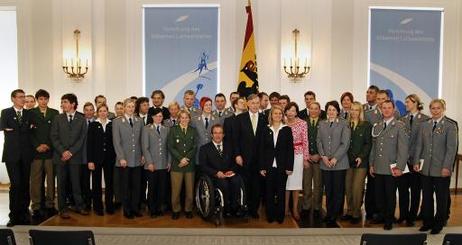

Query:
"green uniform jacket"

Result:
[[30, 107, 60, 160], [348, 121, 372, 168], [167, 125, 198, 172], [307, 118, 320, 155]]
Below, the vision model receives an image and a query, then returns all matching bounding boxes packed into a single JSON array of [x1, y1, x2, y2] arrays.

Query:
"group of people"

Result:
[[0, 86, 458, 235]]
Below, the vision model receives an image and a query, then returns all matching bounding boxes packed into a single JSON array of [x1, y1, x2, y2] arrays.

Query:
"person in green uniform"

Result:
[[167, 110, 198, 220]]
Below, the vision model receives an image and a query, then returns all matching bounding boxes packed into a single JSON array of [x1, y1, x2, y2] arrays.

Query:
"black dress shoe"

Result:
[[124, 212, 134, 219], [47, 208, 58, 217], [106, 208, 115, 215], [340, 215, 353, 221], [32, 210, 42, 219], [172, 212, 180, 220], [370, 217, 384, 224], [6, 220, 17, 227], [313, 210, 321, 218], [133, 212, 143, 217], [95, 210, 104, 216], [406, 220, 415, 227], [250, 212, 259, 219], [185, 212, 193, 219], [277, 219, 284, 224], [395, 217, 406, 224], [419, 225, 432, 232], [326, 220, 340, 228], [430, 227, 442, 234], [384, 223, 393, 230], [350, 217, 361, 224], [150, 213, 158, 218]]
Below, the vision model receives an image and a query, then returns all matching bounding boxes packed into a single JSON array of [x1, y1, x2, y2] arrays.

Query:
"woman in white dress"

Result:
[[284, 102, 310, 221]]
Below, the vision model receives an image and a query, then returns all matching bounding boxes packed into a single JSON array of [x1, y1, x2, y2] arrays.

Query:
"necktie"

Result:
[[205, 117, 209, 129], [219, 111, 222, 117], [69, 114, 73, 124], [329, 121, 333, 127], [172, 119, 176, 125], [142, 117, 146, 126], [156, 125, 160, 134], [16, 111, 23, 125], [383, 122, 387, 130], [217, 144, 223, 156], [351, 122, 355, 130], [129, 118, 133, 127], [410, 115, 414, 127], [311, 119, 315, 127], [344, 112, 348, 119], [87, 120, 91, 125], [251, 114, 257, 134], [432, 121, 437, 132], [182, 127, 187, 135], [369, 106, 372, 110]]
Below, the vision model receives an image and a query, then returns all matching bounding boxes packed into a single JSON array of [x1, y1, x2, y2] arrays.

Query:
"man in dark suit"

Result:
[[148, 90, 170, 124], [298, 91, 326, 120], [1, 89, 34, 226], [50, 93, 89, 219], [200, 124, 241, 216], [233, 94, 267, 218]]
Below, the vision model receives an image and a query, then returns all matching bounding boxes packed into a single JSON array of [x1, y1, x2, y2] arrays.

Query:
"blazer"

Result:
[[414, 117, 458, 177], [298, 108, 327, 121], [232, 111, 268, 170], [212, 108, 233, 125], [369, 118, 409, 175], [306, 117, 320, 156], [30, 107, 59, 160], [147, 106, 170, 124], [167, 125, 198, 172], [199, 141, 235, 177], [163, 117, 179, 128], [87, 120, 115, 165], [50, 112, 87, 165], [112, 116, 143, 167], [259, 125, 294, 173], [0, 107, 34, 163], [365, 108, 401, 125], [223, 114, 236, 153], [191, 113, 219, 148], [142, 123, 171, 170], [399, 112, 430, 166], [347, 121, 372, 168], [316, 118, 351, 171]]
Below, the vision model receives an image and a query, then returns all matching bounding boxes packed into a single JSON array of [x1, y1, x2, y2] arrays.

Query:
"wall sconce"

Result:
[[283, 29, 310, 80], [62, 29, 88, 80]]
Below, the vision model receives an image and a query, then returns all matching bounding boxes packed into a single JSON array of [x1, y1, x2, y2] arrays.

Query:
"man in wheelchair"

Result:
[[198, 124, 243, 218]]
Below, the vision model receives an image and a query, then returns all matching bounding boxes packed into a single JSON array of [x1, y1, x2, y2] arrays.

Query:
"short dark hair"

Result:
[[229, 91, 239, 98], [130, 96, 138, 100], [150, 107, 163, 117], [304, 91, 316, 99], [115, 101, 123, 107], [368, 85, 380, 92], [211, 124, 224, 134], [214, 93, 226, 100], [325, 100, 340, 114], [284, 102, 299, 115], [83, 102, 95, 110], [382, 99, 395, 108], [61, 93, 78, 110], [151, 90, 165, 99], [258, 92, 268, 99], [279, 95, 290, 102], [269, 92, 281, 100], [135, 97, 149, 114], [340, 92, 354, 104], [35, 89, 50, 99], [11, 89, 25, 98], [94, 95, 106, 104]]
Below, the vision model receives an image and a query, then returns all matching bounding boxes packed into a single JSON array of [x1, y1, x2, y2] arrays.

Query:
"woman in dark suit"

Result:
[[87, 104, 116, 216], [317, 100, 351, 227], [259, 105, 294, 224], [342, 101, 371, 224]]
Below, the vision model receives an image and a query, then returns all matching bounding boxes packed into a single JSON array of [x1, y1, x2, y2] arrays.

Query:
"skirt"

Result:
[[286, 153, 303, 190]]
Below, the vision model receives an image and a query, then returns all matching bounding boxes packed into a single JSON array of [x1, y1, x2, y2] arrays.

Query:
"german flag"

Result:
[[237, 0, 258, 98]]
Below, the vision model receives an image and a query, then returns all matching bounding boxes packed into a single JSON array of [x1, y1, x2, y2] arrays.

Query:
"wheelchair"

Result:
[[195, 173, 247, 226]]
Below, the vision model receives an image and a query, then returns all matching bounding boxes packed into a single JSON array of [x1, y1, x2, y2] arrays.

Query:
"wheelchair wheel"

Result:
[[195, 175, 216, 219]]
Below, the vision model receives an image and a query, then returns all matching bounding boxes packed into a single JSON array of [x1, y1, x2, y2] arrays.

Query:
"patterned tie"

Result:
[[217, 144, 223, 156], [129, 118, 133, 127], [16, 110, 23, 125]]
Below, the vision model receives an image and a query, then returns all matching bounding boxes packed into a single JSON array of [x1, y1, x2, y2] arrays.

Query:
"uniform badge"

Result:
[[176, 139, 180, 143]]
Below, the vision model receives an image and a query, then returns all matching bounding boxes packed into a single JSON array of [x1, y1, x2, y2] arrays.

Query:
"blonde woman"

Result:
[[342, 102, 372, 224]]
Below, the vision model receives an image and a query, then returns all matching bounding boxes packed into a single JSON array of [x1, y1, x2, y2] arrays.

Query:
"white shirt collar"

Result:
[[95, 118, 111, 124], [124, 114, 133, 121], [212, 140, 223, 148], [249, 111, 259, 117], [14, 107, 23, 113], [66, 111, 76, 117], [433, 116, 443, 124], [410, 111, 419, 117], [384, 117, 394, 125], [153, 123, 161, 128]]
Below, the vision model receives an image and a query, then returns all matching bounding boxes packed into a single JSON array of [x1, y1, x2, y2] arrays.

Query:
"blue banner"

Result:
[[370, 8, 442, 114], [144, 6, 218, 107]]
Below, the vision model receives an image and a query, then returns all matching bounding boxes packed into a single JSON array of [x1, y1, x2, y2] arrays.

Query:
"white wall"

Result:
[[1, 0, 462, 186]]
